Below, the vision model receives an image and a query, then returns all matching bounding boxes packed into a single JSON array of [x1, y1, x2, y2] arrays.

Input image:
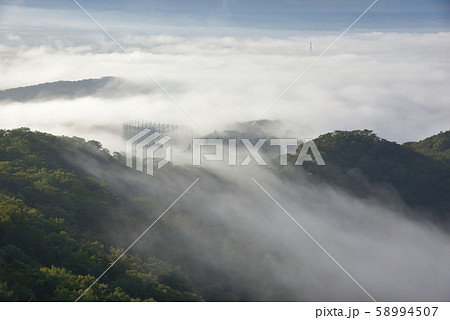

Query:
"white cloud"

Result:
[[0, 32, 449, 151]]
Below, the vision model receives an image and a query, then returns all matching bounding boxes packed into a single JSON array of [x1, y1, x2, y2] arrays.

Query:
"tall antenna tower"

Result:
[[310, 42, 312, 54]]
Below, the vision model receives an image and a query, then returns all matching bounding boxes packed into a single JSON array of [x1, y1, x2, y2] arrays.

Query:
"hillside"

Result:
[[286, 130, 450, 222], [0, 128, 287, 302], [0, 128, 449, 301], [403, 131, 450, 165], [0, 128, 205, 301]]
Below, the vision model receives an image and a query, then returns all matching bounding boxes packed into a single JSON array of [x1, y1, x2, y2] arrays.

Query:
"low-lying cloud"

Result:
[[73, 150, 450, 301]]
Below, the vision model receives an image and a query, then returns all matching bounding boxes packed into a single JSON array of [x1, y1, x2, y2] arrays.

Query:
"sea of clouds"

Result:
[[1, 30, 449, 152]]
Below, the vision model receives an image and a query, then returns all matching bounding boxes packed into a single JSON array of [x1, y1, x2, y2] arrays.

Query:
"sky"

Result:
[[1, 0, 450, 36]]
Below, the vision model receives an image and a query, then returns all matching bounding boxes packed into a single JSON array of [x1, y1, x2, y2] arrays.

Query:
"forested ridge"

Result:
[[0, 128, 449, 301], [0, 128, 205, 301], [404, 130, 450, 165], [287, 130, 450, 222]]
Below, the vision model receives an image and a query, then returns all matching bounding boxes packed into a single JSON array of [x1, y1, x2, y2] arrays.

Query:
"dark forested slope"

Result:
[[0, 128, 203, 301], [404, 130, 450, 165], [288, 130, 450, 222], [0, 128, 449, 301]]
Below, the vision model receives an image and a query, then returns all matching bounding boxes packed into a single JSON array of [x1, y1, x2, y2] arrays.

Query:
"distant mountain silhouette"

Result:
[[0, 77, 151, 102]]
